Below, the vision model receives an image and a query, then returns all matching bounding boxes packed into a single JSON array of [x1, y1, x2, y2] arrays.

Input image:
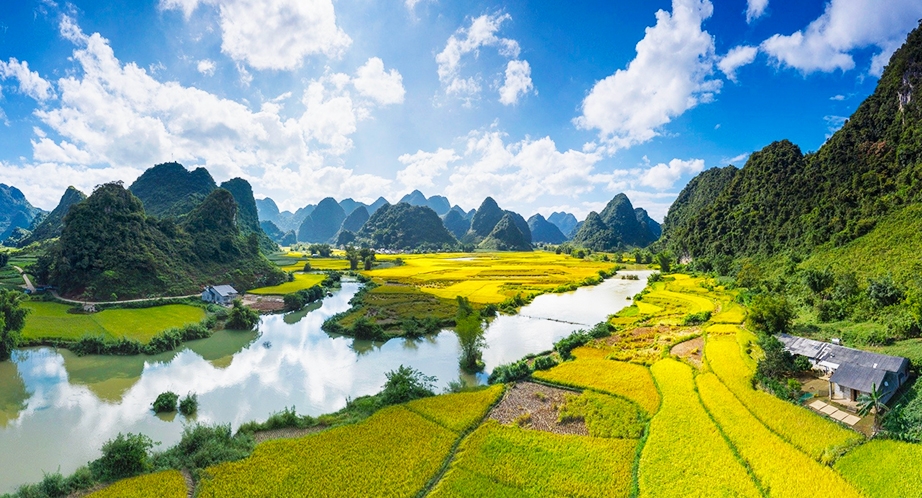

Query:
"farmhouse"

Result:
[[202, 285, 239, 305], [778, 334, 910, 404]]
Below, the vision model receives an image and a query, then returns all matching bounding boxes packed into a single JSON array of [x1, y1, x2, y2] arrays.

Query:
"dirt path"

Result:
[[48, 290, 200, 306], [12, 265, 35, 292]]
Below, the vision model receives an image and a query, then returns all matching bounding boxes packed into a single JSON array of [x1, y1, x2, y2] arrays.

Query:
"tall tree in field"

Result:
[[0, 290, 28, 361]]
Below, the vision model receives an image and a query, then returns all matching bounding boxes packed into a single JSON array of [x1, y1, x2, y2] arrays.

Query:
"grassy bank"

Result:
[[21, 302, 206, 343]]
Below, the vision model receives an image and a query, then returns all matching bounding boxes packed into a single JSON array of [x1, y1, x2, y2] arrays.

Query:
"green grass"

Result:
[[877, 338, 922, 368], [337, 283, 457, 330], [21, 302, 206, 343], [248, 273, 327, 295]]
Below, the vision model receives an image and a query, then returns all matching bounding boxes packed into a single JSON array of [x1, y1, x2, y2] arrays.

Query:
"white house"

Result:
[[778, 334, 910, 404], [202, 285, 239, 305]]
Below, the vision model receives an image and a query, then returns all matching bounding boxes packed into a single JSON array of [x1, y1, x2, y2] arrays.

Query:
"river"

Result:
[[0, 271, 649, 492]]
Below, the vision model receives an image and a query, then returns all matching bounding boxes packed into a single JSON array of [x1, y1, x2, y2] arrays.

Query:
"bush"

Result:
[[488, 360, 532, 384], [226, 299, 259, 330], [746, 294, 794, 335], [89, 433, 153, 482], [867, 275, 905, 307], [352, 317, 386, 341], [379, 365, 436, 406], [682, 311, 712, 326], [179, 393, 198, 416], [153, 391, 179, 413], [532, 355, 558, 371], [151, 423, 254, 474]]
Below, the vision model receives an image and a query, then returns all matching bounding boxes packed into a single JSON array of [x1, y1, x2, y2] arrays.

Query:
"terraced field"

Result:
[[80, 273, 912, 498]]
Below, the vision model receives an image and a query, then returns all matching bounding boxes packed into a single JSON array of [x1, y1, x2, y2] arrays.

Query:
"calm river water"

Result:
[[0, 271, 649, 492]]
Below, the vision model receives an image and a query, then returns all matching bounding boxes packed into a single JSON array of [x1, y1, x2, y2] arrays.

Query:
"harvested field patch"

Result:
[[488, 381, 588, 436], [670, 336, 703, 367]]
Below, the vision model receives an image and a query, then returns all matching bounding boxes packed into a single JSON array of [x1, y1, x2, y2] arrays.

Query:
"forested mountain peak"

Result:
[[128, 162, 217, 218], [17, 186, 87, 246], [528, 213, 567, 244]]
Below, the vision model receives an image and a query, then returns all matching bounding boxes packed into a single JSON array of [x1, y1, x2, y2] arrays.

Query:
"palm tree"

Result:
[[857, 383, 888, 434]]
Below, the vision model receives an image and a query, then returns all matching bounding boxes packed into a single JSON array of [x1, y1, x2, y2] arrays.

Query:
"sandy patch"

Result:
[[671, 336, 704, 367], [242, 294, 286, 313]]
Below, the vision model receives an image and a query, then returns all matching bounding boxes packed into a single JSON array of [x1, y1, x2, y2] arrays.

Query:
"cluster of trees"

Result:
[[0, 289, 28, 361], [345, 246, 376, 270], [283, 285, 325, 311], [455, 297, 486, 373]]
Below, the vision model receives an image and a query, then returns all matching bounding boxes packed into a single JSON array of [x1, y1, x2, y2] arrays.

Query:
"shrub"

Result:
[[746, 293, 794, 335], [682, 310, 712, 325], [532, 355, 558, 371], [867, 275, 905, 307], [379, 365, 436, 406], [488, 360, 532, 384], [152, 391, 179, 413], [151, 423, 254, 474], [89, 433, 153, 482], [226, 299, 259, 330], [179, 393, 198, 416]]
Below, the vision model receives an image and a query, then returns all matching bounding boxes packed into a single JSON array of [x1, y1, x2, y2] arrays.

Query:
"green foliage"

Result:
[[571, 194, 658, 251], [557, 391, 646, 439], [532, 354, 558, 370], [0, 289, 28, 361], [681, 310, 711, 325], [487, 359, 531, 384], [654, 251, 671, 272], [226, 299, 259, 330], [37, 182, 285, 300], [178, 393, 198, 416], [282, 285, 324, 311], [478, 213, 531, 251], [553, 322, 612, 361], [89, 433, 154, 482], [746, 293, 794, 335], [379, 365, 436, 406], [356, 203, 458, 251], [152, 391, 179, 413], [867, 275, 905, 307], [237, 406, 316, 434], [150, 423, 254, 476], [456, 313, 485, 373]]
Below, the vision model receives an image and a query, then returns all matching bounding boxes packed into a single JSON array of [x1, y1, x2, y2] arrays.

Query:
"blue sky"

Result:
[[0, 0, 920, 221]]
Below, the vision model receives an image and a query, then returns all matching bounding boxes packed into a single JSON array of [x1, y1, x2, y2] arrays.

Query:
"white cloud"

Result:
[[160, 0, 351, 71], [761, 0, 922, 76], [498, 59, 534, 105], [718, 45, 758, 82], [436, 13, 531, 104], [0, 58, 55, 101], [13, 16, 397, 210], [824, 115, 847, 139], [575, 0, 720, 150], [196, 59, 215, 76], [639, 158, 705, 190], [396, 148, 460, 190], [443, 130, 606, 210], [404, 0, 424, 11], [0, 161, 143, 210], [830, 94, 845, 101], [352, 57, 405, 105], [746, 0, 769, 23]]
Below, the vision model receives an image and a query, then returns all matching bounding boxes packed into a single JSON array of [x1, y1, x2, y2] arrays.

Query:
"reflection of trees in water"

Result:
[[350, 339, 383, 356], [0, 356, 29, 427]]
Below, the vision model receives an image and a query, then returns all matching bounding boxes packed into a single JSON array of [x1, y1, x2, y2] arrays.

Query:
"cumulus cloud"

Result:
[[436, 13, 533, 105], [353, 57, 405, 105], [575, 0, 720, 150], [746, 0, 769, 23], [10, 16, 400, 210], [761, 0, 922, 76], [196, 59, 215, 76], [396, 148, 460, 191], [639, 158, 705, 190], [718, 45, 758, 82], [498, 60, 534, 105], [443, 130, 606, 210], [0, 58, 55, 101], [160, 0, 351, 71]]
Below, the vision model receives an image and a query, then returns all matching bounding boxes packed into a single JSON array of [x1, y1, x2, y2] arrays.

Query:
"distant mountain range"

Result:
[[0, 184, 46, 244]]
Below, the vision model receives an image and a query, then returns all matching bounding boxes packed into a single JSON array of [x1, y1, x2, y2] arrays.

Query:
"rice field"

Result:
[[404, 385, 504, 433], [87, 470, 187, 498], [21, 302, 206, 343], [247, 273, 326, 295], [704, 336, 864, 461], [429, 420, 637, 498], [557, 390, 646, 439], [696, 373, 862, 497], [532, 355, 660, 415], [638, 359, 761, 497], [363, 252, 619, 304], [198, 406, 457, 497], [834, 439, 922, 498]]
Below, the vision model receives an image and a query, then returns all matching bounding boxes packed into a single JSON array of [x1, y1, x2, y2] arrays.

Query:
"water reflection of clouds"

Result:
[[0, 275, 651, 492]]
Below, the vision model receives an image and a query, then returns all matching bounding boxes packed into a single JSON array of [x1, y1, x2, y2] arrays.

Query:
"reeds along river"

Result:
[[0, 271, 650, 492]]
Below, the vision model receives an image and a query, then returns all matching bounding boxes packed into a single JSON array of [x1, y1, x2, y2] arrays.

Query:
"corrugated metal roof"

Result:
[[829, 363, 891, 394], [778, 334, 908, 373], [211, 285, 238, 297]]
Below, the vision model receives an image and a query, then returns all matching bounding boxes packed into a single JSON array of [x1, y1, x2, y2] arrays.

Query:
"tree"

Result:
[[0, 289, 29, 361], [345, 245, 359, 271], [655, 252, 672, 273], [226, 299, 259, 330], [857, 383, 888, 434], [746, 294, 794, 335], [89, 433, 153, 482], [0, 252, 8, 268], [379, 365, 436, 406]]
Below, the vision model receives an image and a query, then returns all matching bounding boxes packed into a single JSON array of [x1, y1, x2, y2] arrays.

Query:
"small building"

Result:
[[202, 285, 239, 305], [779, 334, 910, 404]]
